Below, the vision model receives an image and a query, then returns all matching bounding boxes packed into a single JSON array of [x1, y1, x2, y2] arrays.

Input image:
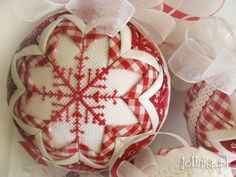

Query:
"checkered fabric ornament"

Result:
[[7, 11, 170, 172], [185, 81, 236, 167]]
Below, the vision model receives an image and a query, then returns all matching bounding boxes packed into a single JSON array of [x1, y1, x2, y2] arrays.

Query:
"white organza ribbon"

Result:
[[117, 148, 233, 177], [169, 17, 236, 94], [13, 0, 175, 43], [116, 132, 193, 177], [116, 132, 233, 177]]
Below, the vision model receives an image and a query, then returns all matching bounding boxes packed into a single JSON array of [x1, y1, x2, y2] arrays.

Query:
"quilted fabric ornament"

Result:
[[185, 82, 236, 167], [7, 11, 170, 172]]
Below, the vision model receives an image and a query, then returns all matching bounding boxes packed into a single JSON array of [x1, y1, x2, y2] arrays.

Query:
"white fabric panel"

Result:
[[56, 34, 81, 68], [80, 123, 105, 153], [50, 121, 76, 149], [30, 67, 54, 89], [84, 38, 109, 70], [104, 99, 138, 125], [105, 69, 142, 96], [24, 95, 55, 120]]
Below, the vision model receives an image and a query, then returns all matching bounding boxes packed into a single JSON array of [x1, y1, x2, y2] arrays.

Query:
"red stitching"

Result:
[[83, 90, 119, 105], [29, 28, 122, 139], [13, 19, 170, 169]]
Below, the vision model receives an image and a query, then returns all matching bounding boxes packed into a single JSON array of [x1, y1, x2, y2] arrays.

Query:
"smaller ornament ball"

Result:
[[185, 81, 236, 167]]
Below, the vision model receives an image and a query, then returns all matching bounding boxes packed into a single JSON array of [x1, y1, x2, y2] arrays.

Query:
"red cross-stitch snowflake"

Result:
[[8, 13, 170, 172], [31, 47, 120, 135]]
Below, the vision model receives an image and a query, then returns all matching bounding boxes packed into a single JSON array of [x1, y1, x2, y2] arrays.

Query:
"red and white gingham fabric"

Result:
[[8, 12, 170, 172], [185, 81, 236, 167]]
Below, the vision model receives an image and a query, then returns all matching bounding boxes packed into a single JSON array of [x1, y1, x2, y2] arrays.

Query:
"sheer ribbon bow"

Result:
[[169, 17, 236, 94], [13, 0, 176, 44]]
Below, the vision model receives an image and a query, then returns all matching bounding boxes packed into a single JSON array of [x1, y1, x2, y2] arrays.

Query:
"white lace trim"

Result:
[[187, 84, 215, 145]]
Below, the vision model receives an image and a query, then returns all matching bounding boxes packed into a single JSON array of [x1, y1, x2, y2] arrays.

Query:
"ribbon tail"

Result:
[[168, 38, 212, 83], [66, 0, 135, 37], [202, 48, 236, 94], [132, 9, 176, 44], [134, 148, 157, 171], [13, 0, 64, 22]]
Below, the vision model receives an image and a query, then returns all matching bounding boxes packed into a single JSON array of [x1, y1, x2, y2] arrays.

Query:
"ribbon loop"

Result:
[[202, 48, 236, 94], [66, 0, 135, 37], [13, 0, 175, 40], [169, 38, 212, 83], [169, 17, 236, 94]]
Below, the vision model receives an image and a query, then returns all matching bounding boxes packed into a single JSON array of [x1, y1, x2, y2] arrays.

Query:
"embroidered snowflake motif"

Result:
[[31, 47, 120, 135], [11, 16, 170, 171]]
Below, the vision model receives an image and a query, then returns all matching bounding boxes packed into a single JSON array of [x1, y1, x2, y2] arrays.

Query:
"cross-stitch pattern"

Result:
[[8, 12, 170, 171]]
